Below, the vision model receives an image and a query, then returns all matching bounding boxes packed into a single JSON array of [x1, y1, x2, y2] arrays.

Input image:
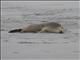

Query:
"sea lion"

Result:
[[9, 22, 64, 33]]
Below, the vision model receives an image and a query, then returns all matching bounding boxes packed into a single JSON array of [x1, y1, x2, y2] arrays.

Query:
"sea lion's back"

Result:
[[43, 22, 61, 28]]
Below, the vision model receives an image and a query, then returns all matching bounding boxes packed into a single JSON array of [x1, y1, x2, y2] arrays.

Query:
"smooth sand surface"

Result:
[[1, 1, 80, 60]]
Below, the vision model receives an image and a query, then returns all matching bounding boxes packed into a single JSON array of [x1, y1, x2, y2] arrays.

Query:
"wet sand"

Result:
[[1, 1, 80, 60]]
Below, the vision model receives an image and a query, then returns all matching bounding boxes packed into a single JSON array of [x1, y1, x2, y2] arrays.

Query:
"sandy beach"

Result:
[[1, 1, 80, 60]]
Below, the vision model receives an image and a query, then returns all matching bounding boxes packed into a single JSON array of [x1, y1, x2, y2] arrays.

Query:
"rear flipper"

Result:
[[8, 29, 22, 33]]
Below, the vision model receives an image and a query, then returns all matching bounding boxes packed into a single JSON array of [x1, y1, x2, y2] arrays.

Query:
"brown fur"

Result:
[[9, 22, 64, 33]]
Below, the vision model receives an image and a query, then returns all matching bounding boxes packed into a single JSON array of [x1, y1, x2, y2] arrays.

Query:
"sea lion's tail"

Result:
[[8, 29, 22, 33]]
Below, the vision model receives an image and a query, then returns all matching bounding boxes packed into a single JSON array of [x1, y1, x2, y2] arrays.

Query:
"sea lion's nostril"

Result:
[[59, 31, 64, 34]]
